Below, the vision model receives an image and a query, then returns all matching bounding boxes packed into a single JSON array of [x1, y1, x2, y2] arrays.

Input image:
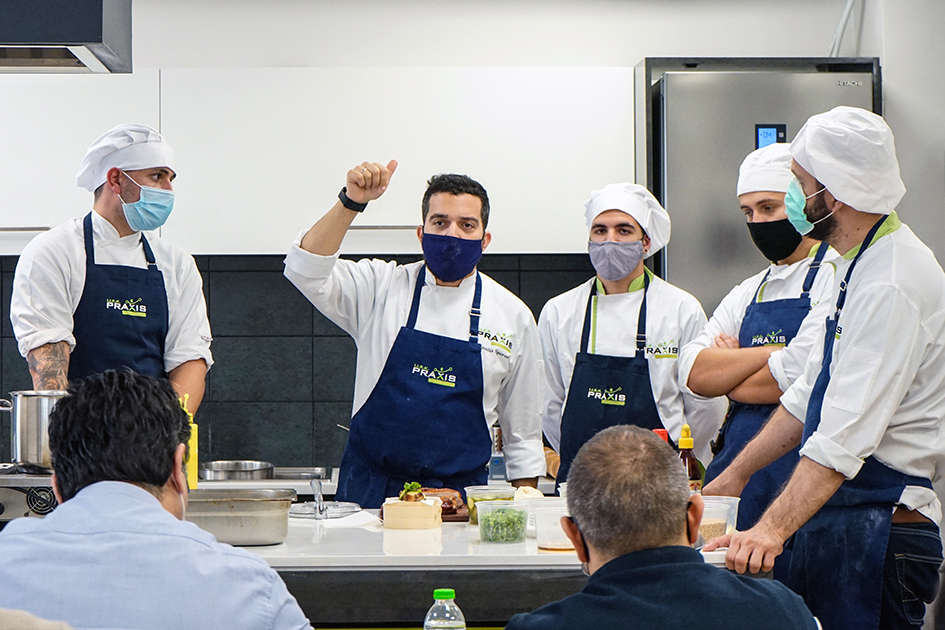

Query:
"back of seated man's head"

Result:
[[49, 369, 190, 503], [567, 425, 691, 558]]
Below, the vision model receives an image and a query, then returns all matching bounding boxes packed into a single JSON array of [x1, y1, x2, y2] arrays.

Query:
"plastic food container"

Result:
[[464, 485, 515, 525], [699, 495, 740, 541], [536, 503, 573, 551], [477, 500, 527, 543]]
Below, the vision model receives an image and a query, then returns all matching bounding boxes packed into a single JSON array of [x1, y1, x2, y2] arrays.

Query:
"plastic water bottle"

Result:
[[423, 588, 466, 629]]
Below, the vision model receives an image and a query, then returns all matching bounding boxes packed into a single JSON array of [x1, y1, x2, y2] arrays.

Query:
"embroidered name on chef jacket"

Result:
[[645, 340, 679, 359], [587, 386, 627, 406], [412, 364, 457, 388], [105, 297, 148, 318], [751, 329, 787, 347], [478, 328, 514, 358]]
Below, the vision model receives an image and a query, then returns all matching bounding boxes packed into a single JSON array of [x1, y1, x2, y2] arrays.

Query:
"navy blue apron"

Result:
[[705, 243, 828, 537], [335, 266, 492, 509], [557, 273, 662, 488], [787, 216, 936, 630], [68, 213, 169, 381]]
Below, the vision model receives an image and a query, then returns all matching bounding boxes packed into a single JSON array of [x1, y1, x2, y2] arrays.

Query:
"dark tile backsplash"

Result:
[[0, 253, 594, 466]]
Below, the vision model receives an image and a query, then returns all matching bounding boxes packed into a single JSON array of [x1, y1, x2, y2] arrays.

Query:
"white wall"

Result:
[[6, 1, 942, 255]]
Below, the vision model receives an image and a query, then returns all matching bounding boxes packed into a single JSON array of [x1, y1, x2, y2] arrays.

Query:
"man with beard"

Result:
[[680, 144, 838, 561], [704, 107, 944, 630], [284, 161, 544, 508]]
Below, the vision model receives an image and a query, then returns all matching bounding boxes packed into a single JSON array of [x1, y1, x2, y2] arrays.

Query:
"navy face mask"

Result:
[[421, 232, 484, 282]]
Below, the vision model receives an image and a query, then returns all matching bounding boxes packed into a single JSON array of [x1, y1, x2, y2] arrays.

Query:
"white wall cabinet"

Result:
[[0, 71, 160, 255], [160, 67, 635, 255]]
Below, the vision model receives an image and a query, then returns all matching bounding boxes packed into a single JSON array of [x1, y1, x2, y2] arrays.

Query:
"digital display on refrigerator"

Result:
[[755, 123, 787, 148]]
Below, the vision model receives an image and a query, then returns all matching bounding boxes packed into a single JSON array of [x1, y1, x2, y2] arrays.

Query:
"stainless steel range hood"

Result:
[[0, 0, 131, 73]]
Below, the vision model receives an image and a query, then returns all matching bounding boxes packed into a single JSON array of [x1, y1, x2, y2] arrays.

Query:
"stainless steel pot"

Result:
[[199, 460, 274, 480], [185, 488, 296, 545], [1, 390, 69, 468]]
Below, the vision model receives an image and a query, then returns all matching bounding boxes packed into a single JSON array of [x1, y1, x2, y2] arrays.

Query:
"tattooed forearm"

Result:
[[26, 342, 70, 390]]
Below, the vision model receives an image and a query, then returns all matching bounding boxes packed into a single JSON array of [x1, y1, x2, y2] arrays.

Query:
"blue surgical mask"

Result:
[[421, 232, 484, 282], [785, 178, 828, 236], [119, 170, 175, 231], [588, 240, 645, 282]]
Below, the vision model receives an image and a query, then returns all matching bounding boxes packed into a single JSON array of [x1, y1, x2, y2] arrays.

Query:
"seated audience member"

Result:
[[504, 425, 819, 630], [0, 370, 312, 630]]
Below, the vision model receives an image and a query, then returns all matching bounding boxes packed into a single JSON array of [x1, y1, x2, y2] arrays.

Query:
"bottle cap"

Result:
[[433, 588, 455, 600], [678, 424, 694, 450]]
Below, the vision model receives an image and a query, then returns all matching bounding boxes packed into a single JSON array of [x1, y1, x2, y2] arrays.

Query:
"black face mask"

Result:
[[746, 218, 803, 263]]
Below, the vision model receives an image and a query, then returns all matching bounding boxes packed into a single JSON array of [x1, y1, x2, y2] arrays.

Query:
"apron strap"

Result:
[[406, 266, 427, 329], [82, 212, 96, 266], [834, 215, 887, 319], [579, 272, 650, 354], [468, 272, 483, 342], [635, 272, 650, 354], [406, 265, 483, 343], [139, 232, 159, 271], [578, 281, 598, 353], [800, 242, 829, 297], [751, 268, 773, 304]]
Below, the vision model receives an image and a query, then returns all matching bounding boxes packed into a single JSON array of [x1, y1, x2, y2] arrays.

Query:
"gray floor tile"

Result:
[[209, 272, 313, 336], [208, 337, 313, 401], [313, 337, 356, 402], [2, 339, 32, 393], [2, 272, 11, 338], [519, 270, 592, 319], [314, 402, 354, 467], [199, 401, 313, 466], [519, 254, 593, 272]]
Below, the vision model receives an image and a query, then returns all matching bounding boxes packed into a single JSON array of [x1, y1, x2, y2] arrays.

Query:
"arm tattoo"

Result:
[[26, 342, 70, 390]]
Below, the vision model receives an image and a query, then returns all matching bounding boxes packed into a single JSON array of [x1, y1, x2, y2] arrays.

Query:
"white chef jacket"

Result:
[[538, 270, 727, 464], [283, 242, 546, 480], [11, 212, 213, 373], [678, 243, 839, 395], [780, 215, 945, 526]]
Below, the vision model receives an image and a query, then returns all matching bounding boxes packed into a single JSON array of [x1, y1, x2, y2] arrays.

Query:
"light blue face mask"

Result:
[[119, 170, 175, 231], [785, 177, 828, 236]]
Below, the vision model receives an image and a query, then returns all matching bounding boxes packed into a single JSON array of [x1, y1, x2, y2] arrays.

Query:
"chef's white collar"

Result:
[[90, 209, 144, 244]]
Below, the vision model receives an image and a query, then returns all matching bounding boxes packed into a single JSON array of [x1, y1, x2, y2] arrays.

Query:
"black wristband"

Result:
[[338, 187, 368, 213]]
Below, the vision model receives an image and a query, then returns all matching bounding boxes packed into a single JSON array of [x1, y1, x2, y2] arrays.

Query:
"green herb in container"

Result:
[[477, 501, 527, 543]]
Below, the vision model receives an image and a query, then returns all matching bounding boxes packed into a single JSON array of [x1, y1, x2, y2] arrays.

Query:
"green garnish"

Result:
[[399, 481, 423, 501]]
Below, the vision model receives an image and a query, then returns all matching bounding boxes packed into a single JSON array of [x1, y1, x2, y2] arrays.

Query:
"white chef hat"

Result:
[[583, 183, 671, 257], [76, 123, 176, 192], [790, 106, 905, 215], [736, 143, 793, 196]]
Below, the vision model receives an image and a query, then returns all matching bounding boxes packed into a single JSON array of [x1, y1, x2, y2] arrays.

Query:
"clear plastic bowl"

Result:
[[700, 495, 740, 542], [477, 500, 527, 543], [535, 502, 573, 551], [464, 485, 515, 525]]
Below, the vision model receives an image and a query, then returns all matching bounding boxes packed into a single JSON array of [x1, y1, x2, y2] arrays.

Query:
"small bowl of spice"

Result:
[[477, 500, 528, 544]]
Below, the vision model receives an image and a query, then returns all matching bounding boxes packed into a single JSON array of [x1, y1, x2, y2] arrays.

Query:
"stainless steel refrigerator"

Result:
[[634, 57, 880, 313]]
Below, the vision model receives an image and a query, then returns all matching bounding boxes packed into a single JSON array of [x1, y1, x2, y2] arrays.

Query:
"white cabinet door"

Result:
[[0, 71, 160, 255], [160, 67, 634, 255]]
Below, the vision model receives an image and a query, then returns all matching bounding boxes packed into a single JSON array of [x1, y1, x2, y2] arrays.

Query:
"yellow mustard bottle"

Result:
[[179, 394, 198, 490]]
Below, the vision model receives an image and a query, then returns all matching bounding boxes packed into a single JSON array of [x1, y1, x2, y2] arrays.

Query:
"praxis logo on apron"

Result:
[[751, 328, 787, 347], [105, 297, 148, 318], [645, 339, 679, 359], [412, 364, 457, 388], [587, 386, 627, 406]]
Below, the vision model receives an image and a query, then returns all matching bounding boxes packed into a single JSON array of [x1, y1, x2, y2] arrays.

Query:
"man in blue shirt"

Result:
[[505, 425, 819, 630], [0, 370, 311, 630]]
